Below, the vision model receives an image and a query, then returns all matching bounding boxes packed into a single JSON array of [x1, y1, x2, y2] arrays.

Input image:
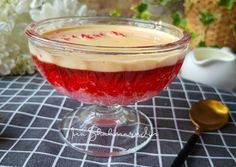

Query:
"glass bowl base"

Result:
[[59, 105, 153, 157]]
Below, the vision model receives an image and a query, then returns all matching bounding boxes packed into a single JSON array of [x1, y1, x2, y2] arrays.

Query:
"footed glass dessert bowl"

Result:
[[25, 16, 190, 157]]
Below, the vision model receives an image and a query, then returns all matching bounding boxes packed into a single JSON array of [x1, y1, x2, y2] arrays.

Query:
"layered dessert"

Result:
[[29, 25, 185, 105]]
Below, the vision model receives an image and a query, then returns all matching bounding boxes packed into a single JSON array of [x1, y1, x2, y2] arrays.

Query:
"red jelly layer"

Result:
[[32, 56, 183, 105]]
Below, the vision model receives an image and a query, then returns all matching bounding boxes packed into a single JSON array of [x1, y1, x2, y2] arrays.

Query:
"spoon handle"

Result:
[[171, 133, 199, 167]]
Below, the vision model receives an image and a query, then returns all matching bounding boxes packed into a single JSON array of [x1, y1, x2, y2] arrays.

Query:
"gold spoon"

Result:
[[171, 99, 229, 167]]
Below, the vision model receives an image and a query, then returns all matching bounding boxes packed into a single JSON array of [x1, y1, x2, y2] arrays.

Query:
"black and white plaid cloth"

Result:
[[0, 74, 235, 167]]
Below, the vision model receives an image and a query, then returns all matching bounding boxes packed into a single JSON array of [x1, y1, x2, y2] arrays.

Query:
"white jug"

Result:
[[180, 47, 236, 92]]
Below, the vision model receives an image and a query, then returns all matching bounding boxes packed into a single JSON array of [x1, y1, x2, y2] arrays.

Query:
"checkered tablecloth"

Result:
[[0, 73, 235, 167]]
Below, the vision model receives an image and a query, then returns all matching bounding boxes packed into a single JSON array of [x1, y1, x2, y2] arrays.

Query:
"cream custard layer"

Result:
[[29, 25, 187, 72]]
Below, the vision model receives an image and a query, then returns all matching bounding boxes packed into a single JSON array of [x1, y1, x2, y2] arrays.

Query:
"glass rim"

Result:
[[25, 16, 190, 52]]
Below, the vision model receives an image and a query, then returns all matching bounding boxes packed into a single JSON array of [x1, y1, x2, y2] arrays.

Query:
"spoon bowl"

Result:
[[190, 99, 229, 132]]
